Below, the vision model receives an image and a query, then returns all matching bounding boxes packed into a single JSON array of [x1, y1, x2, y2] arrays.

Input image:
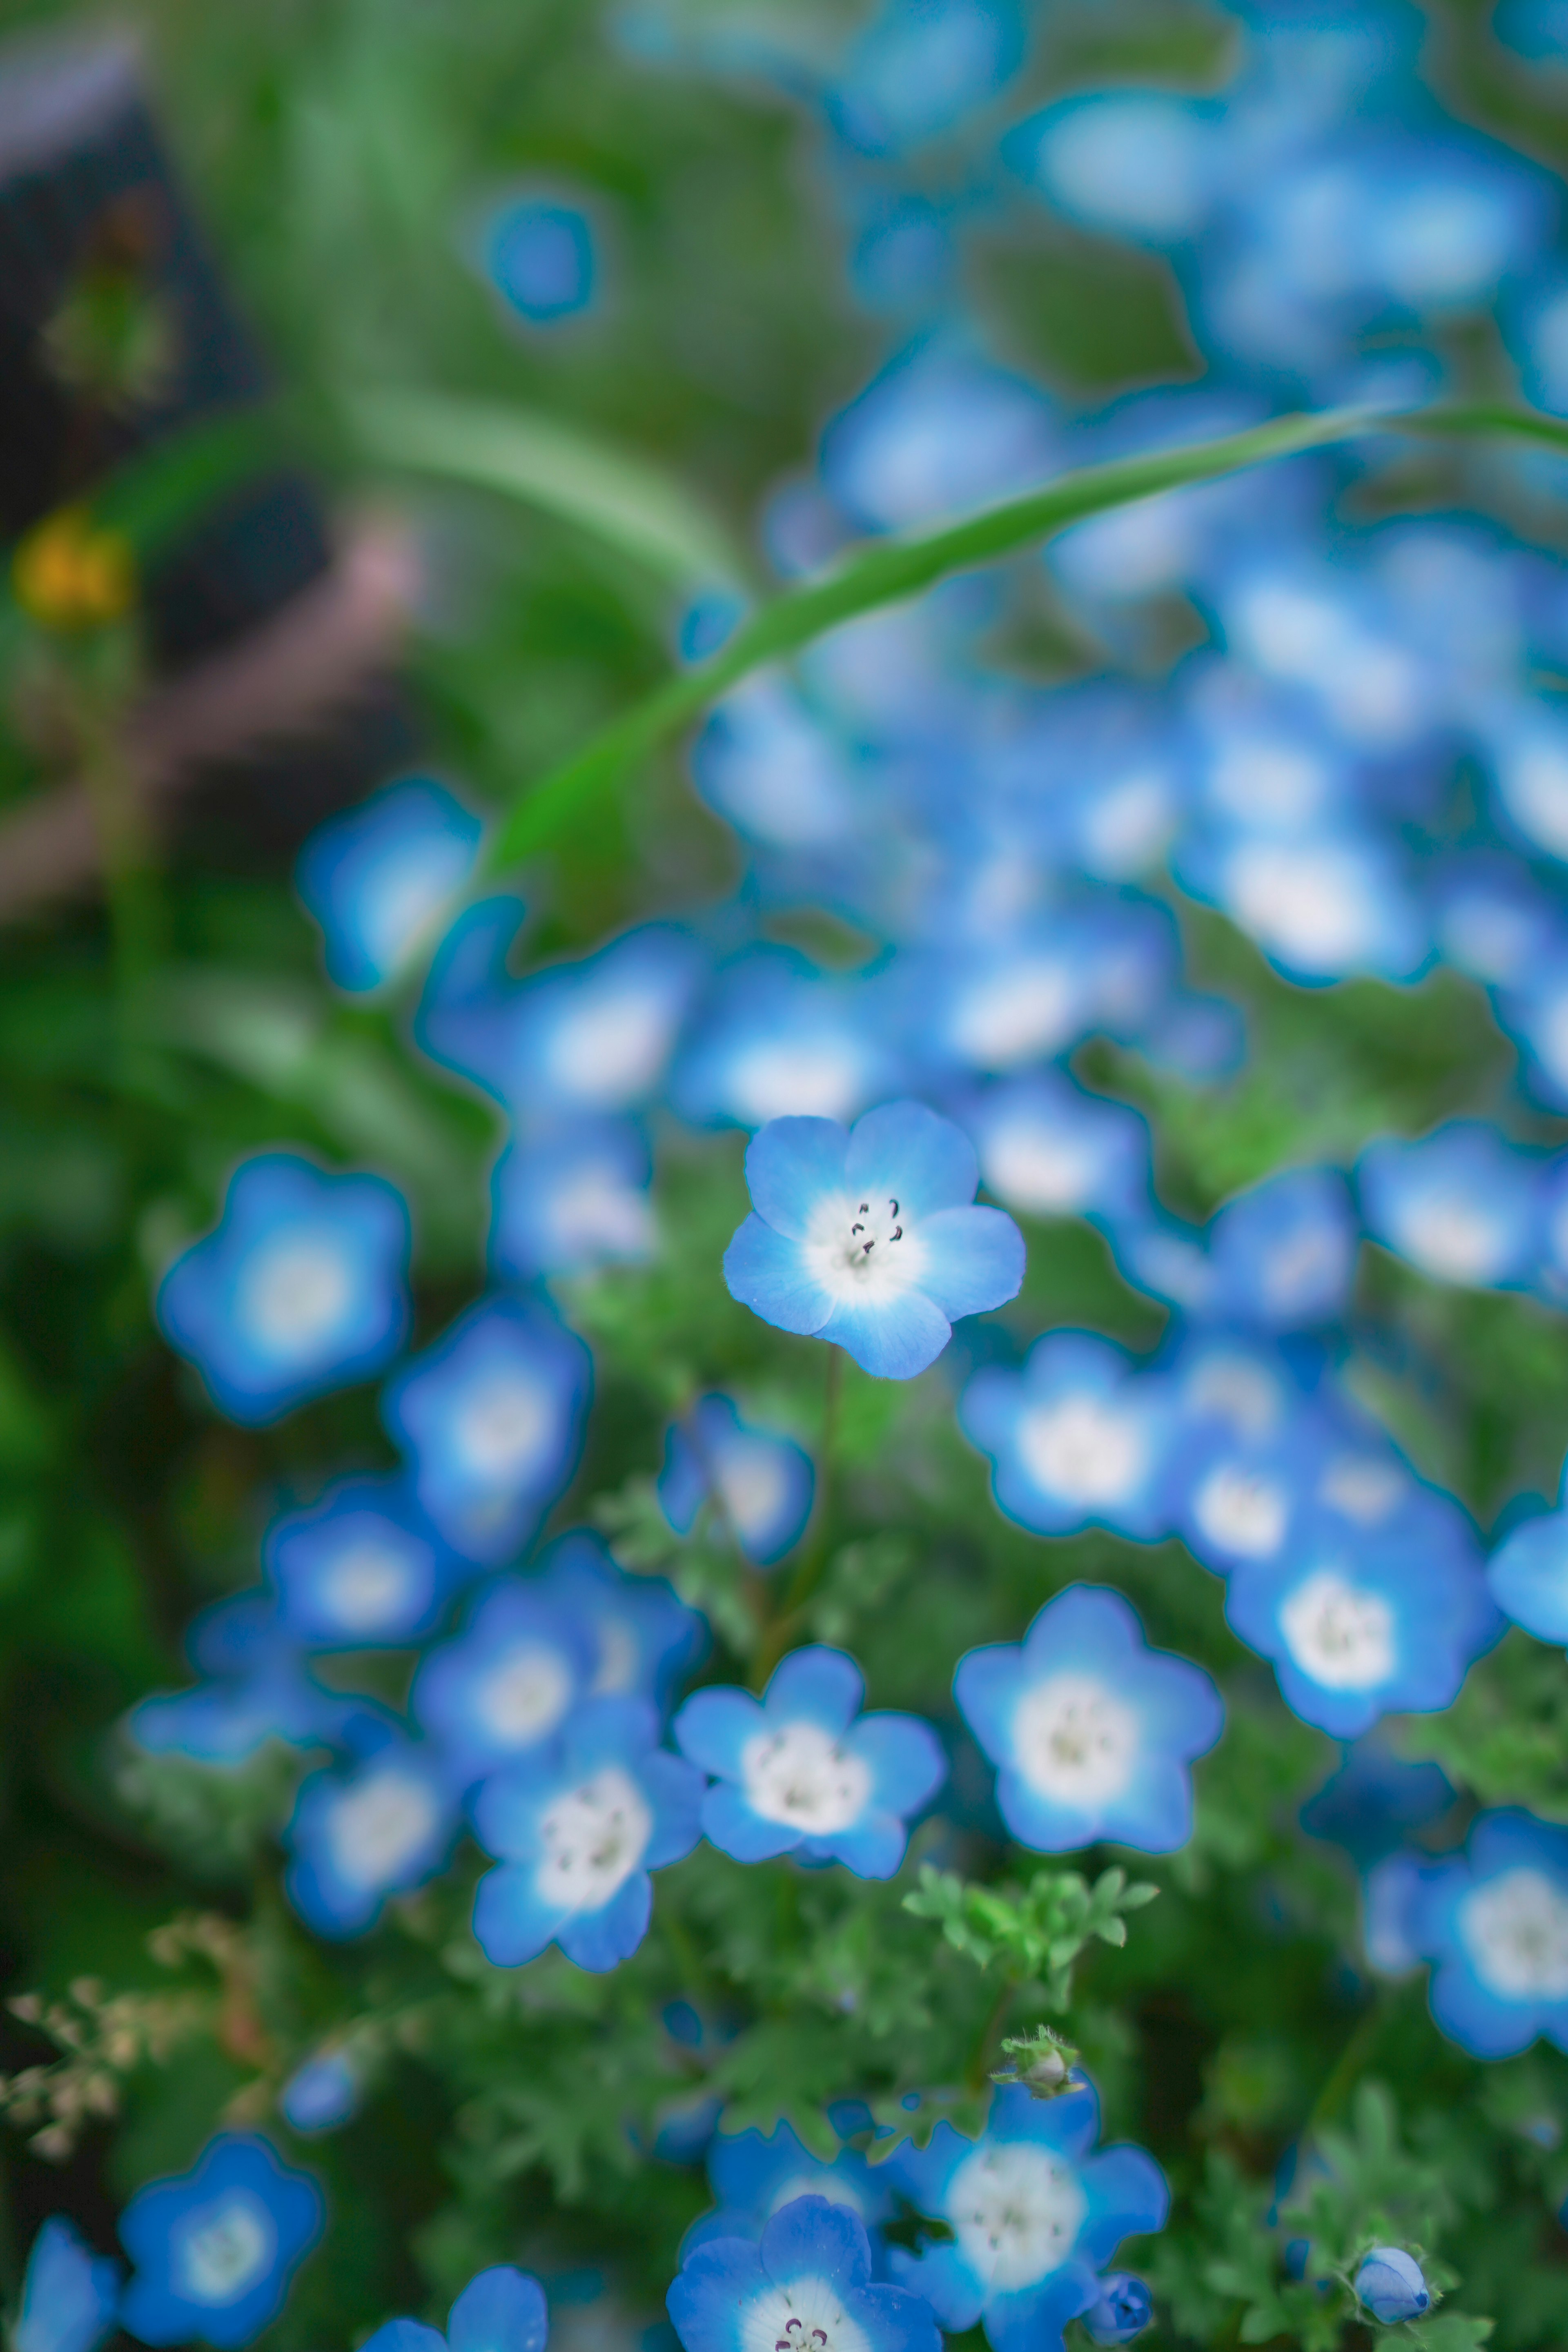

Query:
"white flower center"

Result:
[[361, 841, 471, 973], [1318, 1454, 1405, 1526], [949, 964, 1079, 1068], [716, 1443, 792, 1547], [549, 1170, 653, 1258], [1227, 842, 1374, 967], [1182, 1354, 1283, 1438], [174, 2193, 275, 2305], [727, 1040, 866, 1126], [947, 2141, 1088, 2291], [1018, 1395, 1144, 1505], [982, 1125, 1097, 1216], [1460, 1867, 1568, 2001], [738, 2278, 872, 2352], [319, 1542, 415, 1633], [478, 1643, 574, 1745], [1279, 1570, 1395, 1690], [1395, 1196, 1504, 1286], [457, 1371, 550, 1480], [546, 991, 674, 1107], [1012, 1673, 1138, 1805], [241, 1235, 354, 1361], [328, 1769, 441, 1890], [741, 1721, 872, 1833], [1192, 1463, 1288, 1559], [802, 1191, 927, 1303], [535, 1767, 652, 1910], [590, 1617, 641, 1696]]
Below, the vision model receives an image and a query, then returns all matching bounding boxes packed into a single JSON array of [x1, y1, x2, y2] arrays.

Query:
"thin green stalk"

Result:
[[964, 1975, 1018, 2094], [751, 1345, 844, 1687]]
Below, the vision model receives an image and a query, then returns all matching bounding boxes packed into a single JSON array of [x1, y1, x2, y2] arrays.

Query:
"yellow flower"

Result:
[[12, 506, 136, 631]]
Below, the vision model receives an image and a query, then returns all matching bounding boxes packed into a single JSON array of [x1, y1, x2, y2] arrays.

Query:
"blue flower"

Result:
[[294, 775, 482, 992], [884, 2081, 1168, 2352], [471, 1697, 703, 1971], [361, 2266, 548, 2352], [412, 1578, 595, 1788], [156, 1154, 411, 1427], [659, 1395, 815, 1567], [827, 0, 1024, 156], [1405, 1809, 1568, 2058], [285, 1736, 460, 1938], [674, 1645, 946, 1877], [486, 198, 595, 323], [669, 949, 901, 1131], [1354, 2249, 1430, 2326], [1357, 1121, 1545, 1292], [820, 343, 1057, 534], [1224, 1529, 1500, 1739], [16, 2219, 120, 2352], [535, 1530, 708, 1708], [684, 2121, 898, 2261], [118, 2135, 323, 2350], [490, 1118, 654, 1279], [128, 1592, 381, 1764], [265, 1474, 462, 1649], [1203, 1168, 1359, 1331], [954, 1586, 1222, 1855], [959, 1334, 1175, 1542], [723, 1102, 1024, 1380], [1082, 2275, 1154, 2347], [1488, 1480, 1568, 1644], [382, 1294, 592, 1564], [668, 2197, 937, 2352], [278, 2049, 359, 2135], [1298, 1735, 1454, 1869], [1010, 94, 1218, 246], [686, 702, 862, 861], [959, 1075, 1151, 1226]]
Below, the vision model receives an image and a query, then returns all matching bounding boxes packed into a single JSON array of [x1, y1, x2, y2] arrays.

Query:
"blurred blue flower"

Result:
[[682, 2120, 896, 2261], [826, 0, 1025, 155], [265, 1474, 461, 1650], [1082, 2274, 1154, 2347], [278, 2049, 360, 2136], [659, 1394, 815, 1567], [1494, 0, 1568, 58], [884, 2080, 1168, 2352], [954, 1586, 1222, 1855], [382, 1294, 592, 1564], [157, 1154, 411, 1427], [118, 2135, 323, 2350], [674, 1644, 946, 1877], [819, 342, 1058, 534], [1204, 1167, 1359, 1330], [670, 949, 900, 1131], [724, 1100, 1024, 1379], [412, 1577, 594, 1788], [16, 2219, 120, 2352], [490, 1118, 654, 1279], [471, 1696, 703, 1971], [1488, 1478, 1568, 1643], [285, 1737, 460, 1938], [1357, 1121, 1545, 1292], [1009, 93, 1219, 245], [1298, 1734, 1454, 1868], [960, 1074, 1151, 1226], [129, 1592, 384, 1764], [362, 2266, 549, 2352], [668, 2198, 936, 2352], [294, 775, 482, 992], [960, 1334, 1176, 1541], [535, 1530, 708, 1708], [487, 198, 595, 323], [1354, 2249, 1429, 2326], [1407, 1808, 1568, 2058]]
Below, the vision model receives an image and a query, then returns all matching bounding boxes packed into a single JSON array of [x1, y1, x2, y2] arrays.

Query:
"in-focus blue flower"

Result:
[[294, 775, 483, 992], [683, 2121, 897, 2261], [278, 2049, 360, 2136], [486, 198, 595, 323], [265, 1474, 462, 1650], [1358, 1121, 1545, 1291], [412, 1577, 594, 1788], [959, 1075, 1151, 1225], [674, 1644, 946, 1878], [489, 1118, 654, 1281], [1407, 1809, 1568, 2058], [1354, 2248, 1430, 2325], [959, 1334, 1175, 1541], [536, 1530, 709, 1708], [668, 2197, 937, 2352], [471, 1697, 703, 1971], [361, 2265, 549, 2352], [954, 1586, 1222, 1855], [16, 2219, 120, 2352], [659, 1394, 815, 1567], [382, 1294, 592, 1564], [1082, 2274, 1154, 2347], [723, 1101, 1024, 1379], [118, 2135, 323, 2351], [285, 1737, 460, 1938], [884, 2080, 1168, 2352], [157, 1155, 411, 1427]]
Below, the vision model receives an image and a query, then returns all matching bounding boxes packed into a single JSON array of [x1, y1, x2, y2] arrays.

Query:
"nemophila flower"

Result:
[[959, 1334, 1176, 1542], [416, 900, 704, 1121], [265, 1474, 462, 1650], [1405, 1809, 1568, 2058], [1354, 2249, 1430, 2326], [724, 1101, 1024, 1380], [1224, 1531, 1500, 1739], [470, 1696, 703, 1971], [668, 2196, 937, 2352], [1010, 93, 1218, 245], [118, 2135, 323, 2350], [360, 2264, 548, 2352], [1172, 1415, 1311, 1579], [485, 196, 595, 324], [16, 2218, 120, 2352], [285, 1736, 460, 1938], [536, 1530, 708, 1708], [490, 1118, 654, 1280], [960, 1074, 1151, 1225], [828, 0, 1024, 155], [128, 1594, 380, 1764], [674, 1645, 946, 1877], [953, 1586, 1222, 1855], [1176, 825, 1429, 987], [688, 688, 862, 856], [412, 1577, 594, 1788], [156, 1154, 411, 1427], [683, 2122, 897, 2261], [1203, 1167, 1359, 1330], [1488, 1486, 1568, 1644], [820, 343, 1058, 534], [294, 775, 483, 992], [659, 1394, 815, 1568], [382, 1294, 592, 1564], [1082, 2275, 1154, 2347], [1357, 1121, 1545, 1291], [278, 2049, 359, 2135], [884, 2081, 1168, 2352], [670, 950, 903, 1131], [1361, 1849, 1438, 1978], [1298, 1734, 1454, 1868]]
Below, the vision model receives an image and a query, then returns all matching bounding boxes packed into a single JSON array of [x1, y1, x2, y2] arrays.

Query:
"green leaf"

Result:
[[1406, 2318, 1495, 2351]]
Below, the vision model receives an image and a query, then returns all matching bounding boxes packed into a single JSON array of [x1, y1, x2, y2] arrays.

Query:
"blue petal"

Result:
[[1077, 2145, 1171, 2264], [449, 2269, 548, 2352], [846, 1102, 978, 1218], [952, 1644, 1028, 1763], [809, 1811, 908, 1878], [766, 1646, 864, 1730], [817, 1287, 951, 1379], [472, 1862, 566, 1967], [556, 1871, 653, 1971], [675, 1686, 766, 1777], [916, 1206, 1025, 1321], [701, 1783, 802, 1862], [724, 1216, 835, 1336], [885, 2245, 982, 2333], [362, 2325, 448, 2352], [17, 2220, 120, 2352], [745, 1119, 851, 1238], [982, 2267, 1100, 2352], [642, 1750, 708, 1868], [847, 1713, 948, 1814], [758, 2197, 872, 2291], [668, 2238, 768, 2352]]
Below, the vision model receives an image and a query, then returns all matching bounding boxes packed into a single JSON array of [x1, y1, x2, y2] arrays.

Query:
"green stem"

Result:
[[1304, 1994, 1387, 2138], [750, 1346, 843, 1687], [76, 679, 165, 1072], [964, 1974, 1017, 2094]]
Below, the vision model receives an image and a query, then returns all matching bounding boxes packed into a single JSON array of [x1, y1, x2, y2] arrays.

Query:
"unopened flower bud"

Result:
[[1354, 2247, 1430, 2325]]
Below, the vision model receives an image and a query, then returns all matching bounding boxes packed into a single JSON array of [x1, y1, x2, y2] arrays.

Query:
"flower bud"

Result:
[[1354, 2247, 1430, 2324], [1083, 2273, 1154, 2346]]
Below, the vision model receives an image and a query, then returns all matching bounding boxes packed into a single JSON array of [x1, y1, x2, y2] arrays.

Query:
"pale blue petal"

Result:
[[817, 1288, 951, 1379], [916, 1206, 1025, 1321], [846, 1102, 978, 1218], [745, 1118, 850, 1238], [724, 1216, 835, 1336], [675, 1686, 766, 1776], [472, 1861, 565, 1967], [766, 1645, 864, 1729], [702, 1782, 802, 1862], [449, 2270, 548, 2352]]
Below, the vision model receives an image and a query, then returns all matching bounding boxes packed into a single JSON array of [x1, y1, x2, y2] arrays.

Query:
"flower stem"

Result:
[[964, 1974, 1016, 2093], [749, 1345, 844, 1688]]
